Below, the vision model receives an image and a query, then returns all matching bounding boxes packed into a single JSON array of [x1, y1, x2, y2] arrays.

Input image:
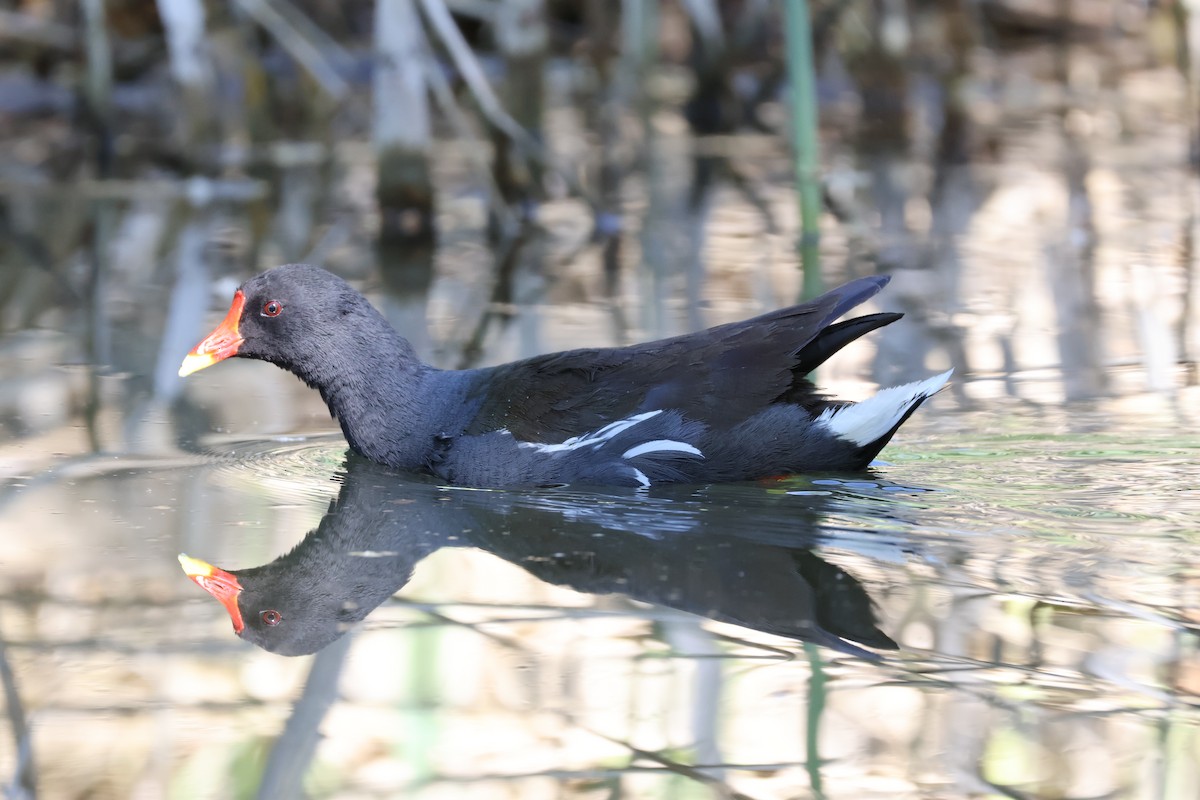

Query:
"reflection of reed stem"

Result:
[[418, 0, 598, 211], [405, 618, 442, 785], [0, 632, 36, 799], [256, 633, 354, 798], [236, 0, 349, 99], [803, 641, 827, 798], [783, 0, 823, 301], [1174, 2, 1200, 379]]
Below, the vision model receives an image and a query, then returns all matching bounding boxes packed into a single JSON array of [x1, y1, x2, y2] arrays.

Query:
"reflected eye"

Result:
[[261, 300, 283, 317], [261, 610, 282, 626]]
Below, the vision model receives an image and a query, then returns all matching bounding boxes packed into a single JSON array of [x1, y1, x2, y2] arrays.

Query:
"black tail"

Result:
[[794, 312, 903, 376]]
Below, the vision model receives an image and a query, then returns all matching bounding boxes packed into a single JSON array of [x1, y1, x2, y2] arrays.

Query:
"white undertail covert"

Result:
[[817, 370, 953, 447]]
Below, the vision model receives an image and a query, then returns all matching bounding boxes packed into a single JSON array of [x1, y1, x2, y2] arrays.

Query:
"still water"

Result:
[[2, 29, 1200, 800], [4, 404, 1198, 798]]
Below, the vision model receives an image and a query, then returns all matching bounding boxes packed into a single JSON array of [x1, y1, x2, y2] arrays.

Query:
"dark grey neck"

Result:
[[293, 325, 441, 470]]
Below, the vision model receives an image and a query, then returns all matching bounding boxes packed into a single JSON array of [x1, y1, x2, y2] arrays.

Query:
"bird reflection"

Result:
[[181, 457, 898, 658]]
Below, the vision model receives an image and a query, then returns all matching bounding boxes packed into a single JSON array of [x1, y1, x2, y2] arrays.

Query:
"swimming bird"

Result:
[[180, 264, 948, 487]]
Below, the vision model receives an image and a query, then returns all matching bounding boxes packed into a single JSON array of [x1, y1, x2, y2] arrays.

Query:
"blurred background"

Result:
[[1, 0, 1199, 798]]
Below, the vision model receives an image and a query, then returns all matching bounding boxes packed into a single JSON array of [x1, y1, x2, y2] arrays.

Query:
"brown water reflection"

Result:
[[2, 8, 1200, 799]]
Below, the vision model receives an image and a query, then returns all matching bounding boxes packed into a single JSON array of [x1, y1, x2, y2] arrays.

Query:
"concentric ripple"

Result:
[[201, 432, 352, 504]]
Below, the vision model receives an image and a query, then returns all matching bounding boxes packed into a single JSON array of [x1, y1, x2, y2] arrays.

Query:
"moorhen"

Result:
[[179, 264, 949, 487]]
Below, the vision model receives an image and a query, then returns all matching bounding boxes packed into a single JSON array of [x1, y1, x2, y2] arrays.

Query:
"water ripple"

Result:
[[201, 433, 351, 504]]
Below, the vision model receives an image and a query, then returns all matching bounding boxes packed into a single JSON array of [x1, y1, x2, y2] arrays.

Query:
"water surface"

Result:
[[4, 400, 1198, 798]]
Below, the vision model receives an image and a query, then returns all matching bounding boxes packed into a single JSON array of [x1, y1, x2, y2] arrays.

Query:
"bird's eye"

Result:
[[261, 610, 282, 626], [261, 300, 283, 317]]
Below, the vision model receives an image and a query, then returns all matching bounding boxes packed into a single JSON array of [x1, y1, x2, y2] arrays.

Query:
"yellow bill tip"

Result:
[[177, 553, 214, 578], [178, 352, 216, 378]]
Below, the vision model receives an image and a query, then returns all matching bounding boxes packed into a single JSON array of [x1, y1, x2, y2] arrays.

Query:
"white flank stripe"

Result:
[[583, 410, 667, 441], [520, 410, 664, 454], [817, 370, 952, 447], [630, 468, 651, 487], [622, 440, 704, 460]]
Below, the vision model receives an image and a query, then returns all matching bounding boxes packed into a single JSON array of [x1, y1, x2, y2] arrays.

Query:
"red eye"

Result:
[[262, 300, 283, 317], [261, 610, 282, 626]]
